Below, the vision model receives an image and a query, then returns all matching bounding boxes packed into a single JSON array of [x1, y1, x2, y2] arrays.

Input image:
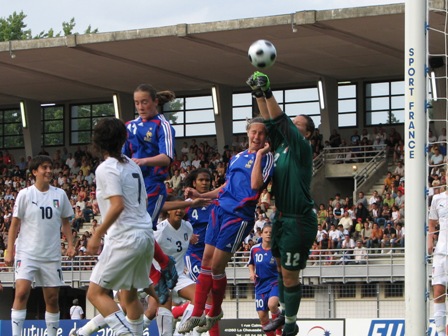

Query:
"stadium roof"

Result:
[[0, 2, 444, 108]]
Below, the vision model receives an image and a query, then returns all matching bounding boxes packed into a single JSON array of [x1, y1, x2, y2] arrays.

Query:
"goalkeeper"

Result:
[[246, 71, 318, 336]]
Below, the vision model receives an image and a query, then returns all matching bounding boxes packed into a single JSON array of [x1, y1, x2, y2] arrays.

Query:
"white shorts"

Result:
[[90, 230, 154, 290], [432, 254, 448, 286], [15, 256, 64, 287], [173, 273, 195, 296]]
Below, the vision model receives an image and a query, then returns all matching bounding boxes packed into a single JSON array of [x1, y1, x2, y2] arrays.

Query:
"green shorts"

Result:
[[271, 211, 317, 271]]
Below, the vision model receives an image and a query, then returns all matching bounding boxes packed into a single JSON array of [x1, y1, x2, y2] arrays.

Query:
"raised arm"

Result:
[[247, 71, 284, 120]]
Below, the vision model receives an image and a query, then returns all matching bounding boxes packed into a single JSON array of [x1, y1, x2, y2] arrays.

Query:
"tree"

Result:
[[0, 12, 98, 41], [0, 11, 31, 41]]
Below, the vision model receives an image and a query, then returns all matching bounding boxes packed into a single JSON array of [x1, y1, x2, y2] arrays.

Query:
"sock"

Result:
[[209, 321, 220, 336], [143, 314, 152, 330], [157, 307, 174, 336], [191, 267, 213, 317], [45, 311, 60, 336], [126, 315, 143, 336], [11, 309, 26, 336], [435, 302, 447, 336], [278, 274, 285, 313], [154, 241, 169, 268], [209, 273, 227, 317], [283, 284, 301, 334], [150, 264, 162, 284], [262, 322, 276, 336], [271, 310, 282, 336], [172, 302, 189, 319], [104, 310, 133, 336], [178, 304, 194, 327], [77, 314, 107, 336]]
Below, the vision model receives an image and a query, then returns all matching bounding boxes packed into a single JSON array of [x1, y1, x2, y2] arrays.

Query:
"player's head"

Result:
[[246, 116, 268, 152], [261, 223, 272, 243], [92, 117, 127, 162], [184, 168, 212, 193], [293, 114, 315, 140], [134, 84, 175, 120], [165, 195, 187, 225], [29, 155, 53, 173]]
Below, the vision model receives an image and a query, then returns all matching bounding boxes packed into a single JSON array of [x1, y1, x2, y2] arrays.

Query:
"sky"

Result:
[[1, 0, 403, 36]]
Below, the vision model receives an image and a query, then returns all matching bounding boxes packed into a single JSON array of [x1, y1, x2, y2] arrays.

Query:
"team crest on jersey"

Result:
[[53, 200, 59, 208], [184, 233, 189, 241], [144, 128, 153, 142], [270, 257, 276, 265], [245, 159, 254, 169]]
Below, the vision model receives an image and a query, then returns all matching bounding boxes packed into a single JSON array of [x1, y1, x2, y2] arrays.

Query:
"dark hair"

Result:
[[160, 194, 185, 220], [300, 114, 315, 140], [134, 84, 175, 107], [92, 117, 127, 163], [29, 155, 53, 172], [184, 168, 212, 189]]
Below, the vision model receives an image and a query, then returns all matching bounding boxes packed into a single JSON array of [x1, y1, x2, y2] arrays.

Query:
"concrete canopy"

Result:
[[0, 2, 444, 108]]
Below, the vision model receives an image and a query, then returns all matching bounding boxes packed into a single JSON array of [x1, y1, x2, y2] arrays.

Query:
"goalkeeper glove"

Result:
[[252, 71, 273, 99], [246, 74, 264, 98]]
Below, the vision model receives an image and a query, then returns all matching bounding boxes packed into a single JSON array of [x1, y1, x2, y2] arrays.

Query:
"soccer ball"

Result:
[[248, 39, 277, 69]]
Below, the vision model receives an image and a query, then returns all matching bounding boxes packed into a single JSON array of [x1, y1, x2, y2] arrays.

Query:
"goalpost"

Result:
[[407, 0, 448, 334], [405, 0, 428, 335]]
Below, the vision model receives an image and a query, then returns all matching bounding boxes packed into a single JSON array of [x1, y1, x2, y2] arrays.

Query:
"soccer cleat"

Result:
[[177, 314, 206, 334], [162, 256, 179, 289], [263, 313, 285, 332], [282, 323, 299, 336], [154, 276, 169, 305], [195, 310, 224, 333]]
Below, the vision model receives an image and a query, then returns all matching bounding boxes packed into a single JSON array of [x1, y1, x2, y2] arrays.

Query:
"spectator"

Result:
[[382, 172, 395, 195], [367, 223, 383, 250], [394, 161, 405, 179], [70, 299, 84, 320], [317, 203, 328, 226], [360, 221, 372, 247], [356, 191, 368, 208], [355, 202, 369, 223], [338, 211, 353, 233], [333, 202, 344, 222], [383, 192, 395, 208], [258, 188, 271, 213], [353, 240, 368, 264]]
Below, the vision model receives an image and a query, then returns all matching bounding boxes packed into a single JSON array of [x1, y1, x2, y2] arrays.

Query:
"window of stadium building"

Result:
[[0, 109, 24, 149], [162, 95, 216, 137], [338, 84, 357, 127], [273, 88, 321, 131], [365, 80, 405, 126], [42, 105, 64, 147], [70, 103, 115, 144]]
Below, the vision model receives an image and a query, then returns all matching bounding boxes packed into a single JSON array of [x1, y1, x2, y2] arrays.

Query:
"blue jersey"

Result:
[[185, 203, 213, 280], [218, 149, 274, 220], [186, 203, 212, 254], [123, 115, 175, 186], [248, 243, 278, 294]]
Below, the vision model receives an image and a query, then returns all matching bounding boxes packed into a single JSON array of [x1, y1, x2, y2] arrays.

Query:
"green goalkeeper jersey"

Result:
[[265, 113, 314, 215]]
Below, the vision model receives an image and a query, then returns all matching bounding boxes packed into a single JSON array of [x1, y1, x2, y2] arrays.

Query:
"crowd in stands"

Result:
[[0, 124, 445, 269]]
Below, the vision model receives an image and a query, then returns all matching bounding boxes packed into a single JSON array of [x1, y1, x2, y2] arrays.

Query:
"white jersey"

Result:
[[13, 185, 73, 261], [95, 156, 152, 237], [429, 192, 448, 255], [154, 219, 193, 276]]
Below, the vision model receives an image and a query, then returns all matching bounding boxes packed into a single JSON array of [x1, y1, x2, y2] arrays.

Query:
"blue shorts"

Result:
[[146, 183, 167, 229], [255, 285, 279, 311], [185, 252, 203, 282], [204, 205, 254, 254]]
